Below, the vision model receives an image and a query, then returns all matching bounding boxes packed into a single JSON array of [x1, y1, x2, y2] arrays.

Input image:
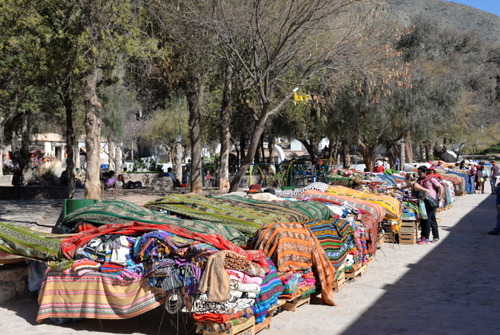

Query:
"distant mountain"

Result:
[[383, 0, 500, 44]]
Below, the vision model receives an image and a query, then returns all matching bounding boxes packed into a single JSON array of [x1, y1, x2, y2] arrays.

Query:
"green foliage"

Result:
[[479, 143, 500, 154]]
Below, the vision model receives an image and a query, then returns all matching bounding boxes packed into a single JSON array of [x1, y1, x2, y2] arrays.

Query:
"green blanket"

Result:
[[57, 199, 247, 246], [144, 194, 332, 235], [0, 222, 62, 261]]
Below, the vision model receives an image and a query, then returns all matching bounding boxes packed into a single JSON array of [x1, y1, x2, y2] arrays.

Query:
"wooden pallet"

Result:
[[345, 264, 367, 279], [0, 253, 26, 265], [345, 263, 367, 279], [333, 271, 346, 291], [198, 316, 255, 335], [399, 233, 417, 245], [280, 294, 311, 312], [383, 231, 397, 243], [254, 316, 272, 333]]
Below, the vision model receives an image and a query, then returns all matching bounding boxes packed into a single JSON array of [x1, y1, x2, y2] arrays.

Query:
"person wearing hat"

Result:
[[373, 161, 385, 173], [383, 157, 390, 170], [490, 161, 499, 195]]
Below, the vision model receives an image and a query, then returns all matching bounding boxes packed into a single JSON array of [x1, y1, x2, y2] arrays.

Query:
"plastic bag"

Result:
[[418, 199, 428, 220]]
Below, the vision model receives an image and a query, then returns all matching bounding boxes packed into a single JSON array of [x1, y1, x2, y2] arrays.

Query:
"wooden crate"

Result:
[[399, 233, 417, 245], [400, 220, 418, 228], [383, 231, 396, 243], [267, 300, 285, 316], [280, 294, 311, 312], [254, 316, 272, 333], [345, 263, 367, 279], [333, 271, 346, 291], [198, 316, 255, 335]]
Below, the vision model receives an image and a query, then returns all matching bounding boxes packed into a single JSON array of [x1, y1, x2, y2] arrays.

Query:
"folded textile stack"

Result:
[[250, 221, 335, 306], [279, 269, 316, 300], [303, 218, 356, 269], [193, 307, 255, 333], [37, 221, 269, 323], [252, 259, 284, 324]]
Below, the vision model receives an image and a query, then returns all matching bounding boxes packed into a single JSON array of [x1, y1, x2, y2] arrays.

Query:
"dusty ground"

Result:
[[0, 189, 498, 335]]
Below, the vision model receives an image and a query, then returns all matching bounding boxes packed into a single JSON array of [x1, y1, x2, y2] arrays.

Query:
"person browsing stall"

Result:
[[416, 166, 444, 244]]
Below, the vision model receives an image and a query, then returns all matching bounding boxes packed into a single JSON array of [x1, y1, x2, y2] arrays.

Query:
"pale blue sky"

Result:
[[443, 0, 500, 16]]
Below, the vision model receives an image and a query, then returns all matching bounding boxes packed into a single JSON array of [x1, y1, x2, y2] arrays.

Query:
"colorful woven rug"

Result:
[[303, 219, 356, 269], [0, 221, 62, 261], [299, 189, 386, 223], [37, 270, 167, 322], [326, 185, 401, 220], [250, 222, 335, 306], [144, 194, 331, 235], [57, 199, 247, 246]]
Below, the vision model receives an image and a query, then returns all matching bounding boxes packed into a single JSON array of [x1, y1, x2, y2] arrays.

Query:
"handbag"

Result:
[[425, 195, 439, 210]]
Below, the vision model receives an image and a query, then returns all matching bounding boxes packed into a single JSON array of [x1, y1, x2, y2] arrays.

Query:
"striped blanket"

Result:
[[57, 199, 247, 246], [250, 222, 335, 306], [253, 259, 284, 324], [303, 219, 356, 269], [0, 221, 62, 261], [145, 194, 330, 235], [326, 185, 401, 220], [299, 189, 386, 223], [37, 270, 166, 322]]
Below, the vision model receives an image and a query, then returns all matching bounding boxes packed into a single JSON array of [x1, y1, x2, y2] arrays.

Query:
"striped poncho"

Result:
[[303, 218, 356, 269], [250, 222, 335, 306]]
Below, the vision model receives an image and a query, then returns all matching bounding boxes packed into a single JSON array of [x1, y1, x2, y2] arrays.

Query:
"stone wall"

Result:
[[0, 264, 28, 304]]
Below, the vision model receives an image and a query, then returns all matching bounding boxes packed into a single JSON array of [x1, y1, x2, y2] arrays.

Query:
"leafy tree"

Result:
[[75, 0, 155, 199]]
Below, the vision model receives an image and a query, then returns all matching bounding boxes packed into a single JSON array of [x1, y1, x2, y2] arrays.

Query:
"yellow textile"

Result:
[[326, 185, 402, 220]]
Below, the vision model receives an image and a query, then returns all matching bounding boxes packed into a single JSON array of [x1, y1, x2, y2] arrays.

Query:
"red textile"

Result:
[[193, 307, 253, 323], [60, 221, 269, 272]]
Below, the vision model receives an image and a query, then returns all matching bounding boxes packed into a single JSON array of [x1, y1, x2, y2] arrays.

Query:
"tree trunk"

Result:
[[342, 143, 351, 169], [357, 140, 374, 172], [115, 144, 123, 174], [186, 72, 203, 193], [83, 66, 102, 200], [174, 141, 183, 183], [405, 132, 413, 163], [267, 135, 274, 164], [0, 118, 5, 176], [229, 112, 270, 192], [218, 64, 232, 192], [63, 95, 76, 199], [107, 138, 115, 171], [300, 139, 317, 162], [424, 143, 431, 162], [20, 110, 32, 172], [239, 132, 246, 163]]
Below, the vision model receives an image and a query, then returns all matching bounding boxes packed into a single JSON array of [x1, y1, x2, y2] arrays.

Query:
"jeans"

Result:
[[468, 175, 476, 194], [420, 198, 439, 240], [491, 177, 498, 194]]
